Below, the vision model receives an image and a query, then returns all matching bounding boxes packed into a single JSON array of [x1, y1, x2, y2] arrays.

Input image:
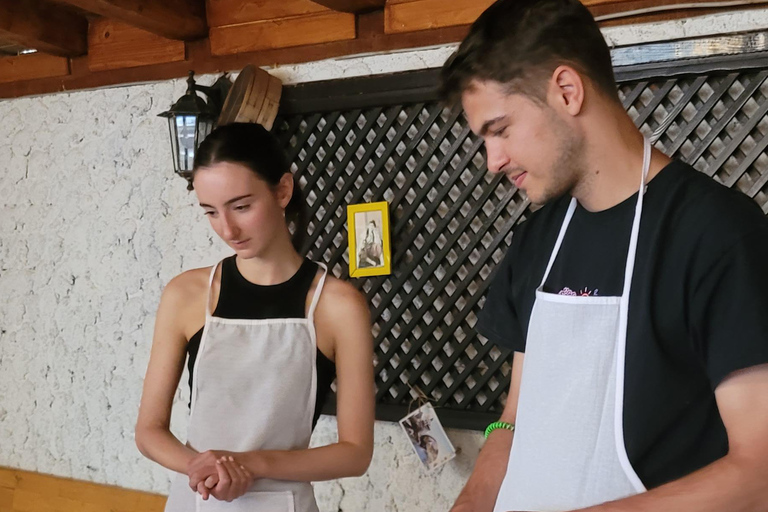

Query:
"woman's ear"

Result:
[[276, 173, 294, 209]]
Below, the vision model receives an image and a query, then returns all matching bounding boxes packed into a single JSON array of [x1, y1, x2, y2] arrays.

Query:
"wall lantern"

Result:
[[158, 71, 231, 184]]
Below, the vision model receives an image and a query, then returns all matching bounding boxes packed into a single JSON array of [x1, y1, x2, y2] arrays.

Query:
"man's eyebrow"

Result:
[[479, 115, 510, 136]]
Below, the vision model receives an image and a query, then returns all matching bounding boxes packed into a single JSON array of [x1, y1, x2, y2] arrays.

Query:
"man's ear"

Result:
[[548, 65, 585, 117]]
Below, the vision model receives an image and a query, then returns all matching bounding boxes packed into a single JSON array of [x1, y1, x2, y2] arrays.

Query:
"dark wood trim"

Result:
[[597, 4, 768, 27], [279, 68, 441, 114], [278, 51, 768, 117], [321, 397, 497, 431], [588, 0, 768, 19], [614, 51, 768, 82], [309, 0, 385, 13]]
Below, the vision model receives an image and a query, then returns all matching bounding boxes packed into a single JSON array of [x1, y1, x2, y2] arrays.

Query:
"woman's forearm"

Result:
[[136, 426, 198, 474], [241, 441, 372, 482]]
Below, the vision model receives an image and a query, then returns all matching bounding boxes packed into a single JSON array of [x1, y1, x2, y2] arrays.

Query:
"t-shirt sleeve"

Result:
[[691, 225, 768, 389], [476, 242, 527, 352]]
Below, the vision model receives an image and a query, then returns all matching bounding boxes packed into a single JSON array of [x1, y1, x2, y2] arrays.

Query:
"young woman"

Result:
[[135, 123, 375, 511]]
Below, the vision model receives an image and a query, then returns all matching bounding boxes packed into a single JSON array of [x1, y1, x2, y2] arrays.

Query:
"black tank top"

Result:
[[186, 256, 337, 428]]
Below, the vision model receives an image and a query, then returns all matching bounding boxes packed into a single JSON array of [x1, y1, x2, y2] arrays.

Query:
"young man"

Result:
[[440, 1, 768, 511]]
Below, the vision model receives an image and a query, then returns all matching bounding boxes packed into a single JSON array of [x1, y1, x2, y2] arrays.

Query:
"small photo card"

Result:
[[399, 403, 456, 471]]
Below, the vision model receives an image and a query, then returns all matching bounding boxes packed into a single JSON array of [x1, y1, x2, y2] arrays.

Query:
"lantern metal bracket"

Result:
[[190, 72, 232, 120]]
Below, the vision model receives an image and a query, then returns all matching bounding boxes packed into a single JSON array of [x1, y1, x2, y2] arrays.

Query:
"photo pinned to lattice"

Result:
[[399, 403, 456, 471]]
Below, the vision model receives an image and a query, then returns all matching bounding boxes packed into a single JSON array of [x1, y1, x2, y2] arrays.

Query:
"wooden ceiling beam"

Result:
[[0, 11, 468, 99], [0, 53, 70, 83], [0, 0, 87, 56], [54, 0, 208, 40], [309, 0, 385, 13]]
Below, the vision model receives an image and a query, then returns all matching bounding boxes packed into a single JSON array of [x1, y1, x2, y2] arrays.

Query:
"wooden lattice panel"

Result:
[[273, 60, 768, 430]]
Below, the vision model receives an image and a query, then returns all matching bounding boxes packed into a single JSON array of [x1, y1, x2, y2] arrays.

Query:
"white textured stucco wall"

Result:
[[0, 9, 765, 510], [0, 51, 484, 510]]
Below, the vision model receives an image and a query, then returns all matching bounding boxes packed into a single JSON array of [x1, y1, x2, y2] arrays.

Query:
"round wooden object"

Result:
[[218, 65, 283, 130]]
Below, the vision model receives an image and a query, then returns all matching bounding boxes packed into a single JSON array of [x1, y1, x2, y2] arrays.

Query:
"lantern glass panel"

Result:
[[176, 115, 198, 172], [166, 116, 180, 171], [197, 118, 214, 150]]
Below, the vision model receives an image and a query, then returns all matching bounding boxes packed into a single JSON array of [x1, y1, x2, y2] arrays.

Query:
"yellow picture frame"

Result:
[[347, 201, 392, 278]]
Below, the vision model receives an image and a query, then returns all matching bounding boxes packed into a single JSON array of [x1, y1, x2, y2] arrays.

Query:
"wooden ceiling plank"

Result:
[[206, 0, 329, 28], [385, 0, 491, 34], [88, 18, 186, 72], [55, 0, 207, 40], [0, 53, 70, 84], [0, 0, 87, 56], [209, 11, 356, 56]]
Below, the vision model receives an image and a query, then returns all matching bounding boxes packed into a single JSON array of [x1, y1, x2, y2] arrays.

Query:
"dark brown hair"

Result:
[[440, 0, 618, 106], [191, 123, 307, 253]]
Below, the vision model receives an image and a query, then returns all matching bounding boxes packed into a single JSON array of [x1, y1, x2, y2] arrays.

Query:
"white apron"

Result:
[[494, 140, 652, 512], [165, 261, 328, 512]]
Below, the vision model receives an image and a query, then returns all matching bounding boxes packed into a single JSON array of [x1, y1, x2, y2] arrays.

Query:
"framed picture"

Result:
[[347, 201, 391, 278], [399, 403, 456, 471]]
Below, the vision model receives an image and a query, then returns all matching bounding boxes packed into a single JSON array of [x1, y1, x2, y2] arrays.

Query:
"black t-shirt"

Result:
[[477, 160, 768, 489]]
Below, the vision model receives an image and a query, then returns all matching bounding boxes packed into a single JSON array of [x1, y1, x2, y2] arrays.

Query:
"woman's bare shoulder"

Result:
[[316, 275, 369, 318], [162, 266, 212, 304]]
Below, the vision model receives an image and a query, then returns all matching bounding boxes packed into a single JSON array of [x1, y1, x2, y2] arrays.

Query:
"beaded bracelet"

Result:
[[484, 421, 515, 439]]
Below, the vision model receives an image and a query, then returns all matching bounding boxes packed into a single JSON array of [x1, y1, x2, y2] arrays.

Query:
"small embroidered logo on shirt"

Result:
[[558, 287, 599, 297]]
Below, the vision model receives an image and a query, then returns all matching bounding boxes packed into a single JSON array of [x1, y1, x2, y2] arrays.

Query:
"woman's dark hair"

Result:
[[191, 123, 307, 253], [441, 0, 618, 107]]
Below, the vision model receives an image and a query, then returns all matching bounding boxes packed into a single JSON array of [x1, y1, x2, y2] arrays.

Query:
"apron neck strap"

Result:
[[539, 199, 577, 287], [539, 137, 653, 292], [620, 137, 652, 298], [205, 261, 221, 318], [307, 263, 329, 321]]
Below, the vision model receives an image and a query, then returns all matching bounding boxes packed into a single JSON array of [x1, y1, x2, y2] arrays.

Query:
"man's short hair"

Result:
[[440, 0, 618, 107]]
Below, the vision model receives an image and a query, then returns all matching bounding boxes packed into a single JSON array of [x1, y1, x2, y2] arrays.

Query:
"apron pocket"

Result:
[[198, 490, 295, 512]]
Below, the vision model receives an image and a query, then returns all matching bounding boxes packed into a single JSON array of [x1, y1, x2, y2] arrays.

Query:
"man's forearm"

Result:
[[451, 429, 513, 512], [573, 454, 768, 512]]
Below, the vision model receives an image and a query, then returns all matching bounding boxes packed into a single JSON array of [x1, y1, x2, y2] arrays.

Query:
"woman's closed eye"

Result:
[[233, 204, 251, 212]]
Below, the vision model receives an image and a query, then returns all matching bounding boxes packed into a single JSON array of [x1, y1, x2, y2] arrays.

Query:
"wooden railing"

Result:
[[0, 466, 166, 512]]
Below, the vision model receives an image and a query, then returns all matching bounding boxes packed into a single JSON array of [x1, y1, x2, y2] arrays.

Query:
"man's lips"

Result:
[[512, 172, 527, 188]]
